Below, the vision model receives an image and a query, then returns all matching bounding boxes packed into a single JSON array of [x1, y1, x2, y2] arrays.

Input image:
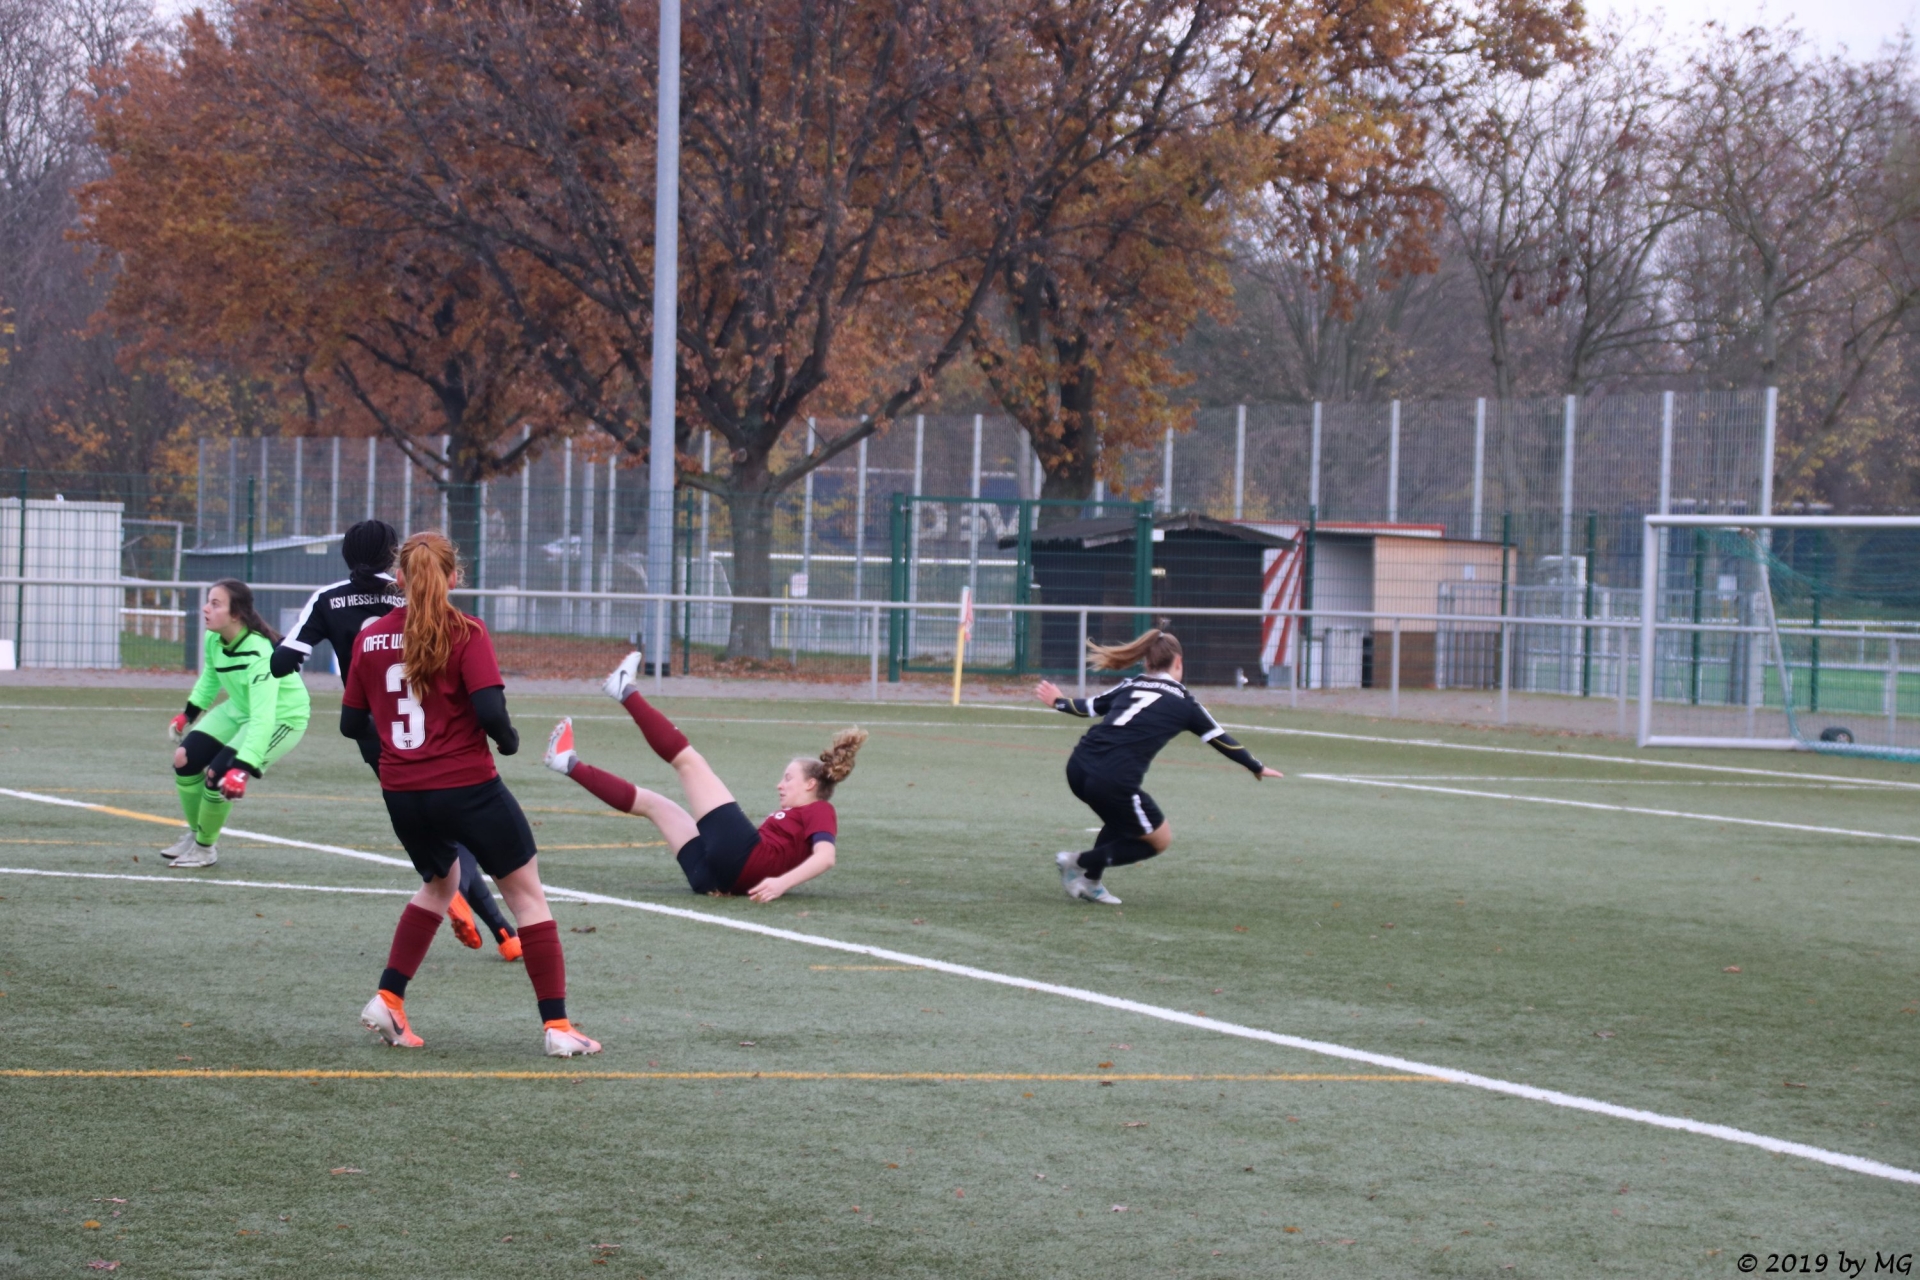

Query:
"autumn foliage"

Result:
[[80, 0, 1581, 653]]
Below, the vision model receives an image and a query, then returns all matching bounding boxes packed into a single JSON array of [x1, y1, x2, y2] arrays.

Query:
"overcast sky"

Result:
[[1586, 0, 1913, 56]]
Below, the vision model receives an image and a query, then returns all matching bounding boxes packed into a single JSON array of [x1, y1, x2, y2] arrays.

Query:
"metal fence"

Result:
[[0, 389, 1784, 713]]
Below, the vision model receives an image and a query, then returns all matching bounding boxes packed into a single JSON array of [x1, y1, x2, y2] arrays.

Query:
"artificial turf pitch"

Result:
[[0, 688, 1915, 1278]]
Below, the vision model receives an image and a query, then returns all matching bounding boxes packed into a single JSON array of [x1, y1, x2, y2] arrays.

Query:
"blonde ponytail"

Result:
[[397, 531, 470, 690], [797, 726, 867, 800], [1087, 628, 1181, 672]]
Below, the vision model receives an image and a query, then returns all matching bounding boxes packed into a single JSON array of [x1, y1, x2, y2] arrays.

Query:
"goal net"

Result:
[[1637, 516, 1920, 760]]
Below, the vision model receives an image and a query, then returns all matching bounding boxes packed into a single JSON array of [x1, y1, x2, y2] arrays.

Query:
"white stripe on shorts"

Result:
[[1131, 793, 1152, 834]]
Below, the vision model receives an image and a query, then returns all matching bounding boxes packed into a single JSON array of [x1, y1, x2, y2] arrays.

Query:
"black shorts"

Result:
[[1066, 756, 1164, 838], [381, 777, 537, 882], [675, 802, 761, 895]]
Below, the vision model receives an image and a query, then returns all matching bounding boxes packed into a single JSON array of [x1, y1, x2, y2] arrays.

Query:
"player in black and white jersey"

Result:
[[1035, 628, 1282, 905], [272, 519, 521, 960]]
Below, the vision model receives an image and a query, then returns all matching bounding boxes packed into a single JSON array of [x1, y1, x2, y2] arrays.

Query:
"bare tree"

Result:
[[1666, 25, 1920, 503], [0, 0, 168, 473], [1432, 28, 1684, 400]]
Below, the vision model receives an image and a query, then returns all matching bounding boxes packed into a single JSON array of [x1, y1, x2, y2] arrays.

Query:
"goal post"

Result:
[[1638, 514, 1920, 760]]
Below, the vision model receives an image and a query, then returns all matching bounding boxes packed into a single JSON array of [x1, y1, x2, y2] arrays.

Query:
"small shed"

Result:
[[0, 497, 124, 668], [1015, 512, 1293, 686], [1240, 521, 1513, 689]]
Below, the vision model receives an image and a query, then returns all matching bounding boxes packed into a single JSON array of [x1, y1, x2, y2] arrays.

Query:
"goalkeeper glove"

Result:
[[215, 768, 250, 801], [168, 713, 191, 744]]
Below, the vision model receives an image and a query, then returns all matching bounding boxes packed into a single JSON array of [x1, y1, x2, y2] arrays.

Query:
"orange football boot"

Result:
[[446, 894, 484, 949]]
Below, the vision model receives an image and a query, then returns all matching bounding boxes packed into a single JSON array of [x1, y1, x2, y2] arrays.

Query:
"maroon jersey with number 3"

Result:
[[733, 801, 837, 892], [342, 606, 503, 791]]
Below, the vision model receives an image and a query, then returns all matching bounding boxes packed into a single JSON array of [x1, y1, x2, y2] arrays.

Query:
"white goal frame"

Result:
[[1637, 514, 1920, 750]]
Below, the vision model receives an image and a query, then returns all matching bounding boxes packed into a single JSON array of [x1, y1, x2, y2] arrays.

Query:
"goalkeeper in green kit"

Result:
[[162, 579, 312, 868]]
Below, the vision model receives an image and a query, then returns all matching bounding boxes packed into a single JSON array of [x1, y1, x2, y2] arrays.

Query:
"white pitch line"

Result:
[[0, 867, 411, 896], [1335, 776, 1882, 789], [5, 790, 1917, 1188], [978, 703, 1920, 790], [1305, 774, 1920, 844], [0, 787, 416, 870]]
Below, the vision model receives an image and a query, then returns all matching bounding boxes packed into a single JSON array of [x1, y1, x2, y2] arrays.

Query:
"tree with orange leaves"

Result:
[[953, 0, 1583, 515], [80, 10, 563, 560]]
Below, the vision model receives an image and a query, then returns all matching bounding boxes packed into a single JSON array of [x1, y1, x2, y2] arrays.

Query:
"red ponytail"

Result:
[[396, 532, 469, 689]]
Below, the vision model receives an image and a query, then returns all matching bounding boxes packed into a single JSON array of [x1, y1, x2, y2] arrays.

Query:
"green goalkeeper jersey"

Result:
[[187, 628, 313, 770]]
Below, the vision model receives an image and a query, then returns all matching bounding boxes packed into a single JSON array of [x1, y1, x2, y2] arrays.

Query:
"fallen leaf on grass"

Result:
[[84, 1263, 119, 1271], [1283, 1225, 1300, 1233], [1783, 1081, 1809, 1089], [885, 1163, 899, 1169], [92, 1199, 127, 1204], [330, 1167, 363, 1175], [1123, 1121, 1147, 1128], [1111, 1205, 1128, 1213], [1594, 1030, 1615, 1039], [1213, 988, 1224, 995], [1723, 966, 1741, 973], [570, 926, 596, 934], [82, 1220, 101, 1229], [1233, 925, 1248, 932], [1097, 1062, 1113, 1069], [738, 1041, 756, 1047]]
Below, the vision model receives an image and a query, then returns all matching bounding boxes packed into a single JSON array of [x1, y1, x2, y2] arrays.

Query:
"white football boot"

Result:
[[543, 718, 577, 775], [360, 992, 424, 1049], [170, 842, 218, 869], [160, 827, 197, 860], [543, 1022, 603, 1057], [601, 647, 644, 702]]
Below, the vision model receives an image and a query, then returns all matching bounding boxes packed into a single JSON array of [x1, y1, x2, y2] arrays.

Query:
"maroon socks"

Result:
[[621, 691, 690, 763], [378, 903, 443, 997], [568, 761, 639, 814], [519, 919, 568, 1024]]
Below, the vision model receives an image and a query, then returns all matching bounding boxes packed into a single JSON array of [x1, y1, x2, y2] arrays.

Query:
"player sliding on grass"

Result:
[[273, 518, 521, 961], [1036, 628, 1282, 905], [544, 649, 865, 902], [162, 579, 312, 869], [341, 532, 599, 1058]]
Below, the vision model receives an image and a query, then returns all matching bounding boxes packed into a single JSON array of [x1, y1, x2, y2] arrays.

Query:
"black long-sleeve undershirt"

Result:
[[339, 685, 518, 756]]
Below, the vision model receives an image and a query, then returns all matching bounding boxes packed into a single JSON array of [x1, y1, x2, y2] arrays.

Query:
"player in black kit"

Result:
[[272, 519, 521, 959], [1035, 628, 1282, 905]]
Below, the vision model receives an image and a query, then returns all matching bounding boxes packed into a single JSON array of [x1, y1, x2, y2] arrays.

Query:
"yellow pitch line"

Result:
[[0, 1068, 1442, 1083], [81, 803, 181, 828], [539, 842, 668, 850]]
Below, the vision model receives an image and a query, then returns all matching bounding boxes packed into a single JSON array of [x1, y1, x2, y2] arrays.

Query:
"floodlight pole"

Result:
[[646, 0, 682, 664]]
